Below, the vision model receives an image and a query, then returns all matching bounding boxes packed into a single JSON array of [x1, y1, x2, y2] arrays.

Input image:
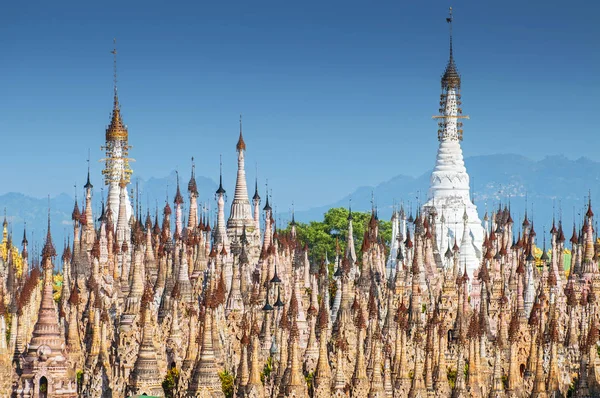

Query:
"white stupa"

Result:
[[104, 42, 133, 226], [422, 9, 484, 276]]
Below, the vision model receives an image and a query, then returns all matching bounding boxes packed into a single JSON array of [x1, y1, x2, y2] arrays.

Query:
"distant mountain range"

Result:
[[296, 154, 600, 234], [1, 154, 598, 260]]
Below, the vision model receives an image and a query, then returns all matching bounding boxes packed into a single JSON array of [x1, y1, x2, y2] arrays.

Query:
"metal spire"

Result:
[[236, 114, 246, 151], [111, 38, 119, 108], [216, 154, 226, 195], [447, 7, 454, 61], [84, 149, 93, 189], [441, 7, 461, 89]]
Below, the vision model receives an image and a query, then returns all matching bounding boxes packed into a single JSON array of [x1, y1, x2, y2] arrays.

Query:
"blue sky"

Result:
[[1, 0, 598, 211]]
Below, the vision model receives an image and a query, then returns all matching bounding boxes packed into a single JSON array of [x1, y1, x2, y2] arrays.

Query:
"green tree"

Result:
[[219, 369, 234, 398], [76, 370, 83, 390], [260, 356, 273, 384], [162, 367, 180, 398], [280, 207, 392, 264]]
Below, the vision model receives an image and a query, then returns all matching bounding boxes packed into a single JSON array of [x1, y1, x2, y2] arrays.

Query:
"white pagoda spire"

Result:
[[422, 8, 483, 277], [229, 115, 252, 222], [227, 116, 261, 261], [103, 39, 133, 227], [215, 156, 229, 249]]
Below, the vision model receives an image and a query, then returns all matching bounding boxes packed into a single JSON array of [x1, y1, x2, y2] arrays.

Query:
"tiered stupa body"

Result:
[[227, 119, 261, 262], [422, 17, 483, 276], [15, 218, 77, 397]]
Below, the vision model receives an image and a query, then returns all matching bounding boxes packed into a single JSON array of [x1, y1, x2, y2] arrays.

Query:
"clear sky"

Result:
[[1, 0, 598, 211]]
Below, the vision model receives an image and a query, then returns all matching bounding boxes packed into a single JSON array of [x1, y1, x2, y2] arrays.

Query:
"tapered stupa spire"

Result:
[[42, 208, 56, 261], [227, 115, 258, 258], [422, 7, 484, 276], [236, 114, 246, 152], [229, 116, 251, 218], [103, 38, 133, 228], [18, 208, 77, 396], [106, 39, 128, 143], [442, 7, 461, 90]]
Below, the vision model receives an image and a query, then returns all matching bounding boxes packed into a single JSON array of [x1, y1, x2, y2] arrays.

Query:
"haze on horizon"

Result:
[[1, 0, 598, 211]]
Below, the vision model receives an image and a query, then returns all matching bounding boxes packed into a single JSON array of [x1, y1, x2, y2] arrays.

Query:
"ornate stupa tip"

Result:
[[84, 167, 93, 190], [22, 224, 28, 246], [441, 7, 461, 90], [106, 102, 128, 141], [42, 209, 56, 261], [145, 210, 152, 229], [71, 198, 80, 221], [174, 172, 184, 205], [236, 114, 246, 152], [163, 200, 172, 216], [444, 244, 453, 259], [62, 239, 71, 262], [270, 263, 282, 284], [263, 189, 272, 211], [106, 39, 128, 142], [98, 199, 107, 223], [188, 157, 199, 195], [252, 177, 260, 201], [216, 158, 226, 195]]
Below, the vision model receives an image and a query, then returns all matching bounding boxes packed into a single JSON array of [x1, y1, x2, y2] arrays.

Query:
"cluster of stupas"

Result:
[[1, 8, 600, 398]]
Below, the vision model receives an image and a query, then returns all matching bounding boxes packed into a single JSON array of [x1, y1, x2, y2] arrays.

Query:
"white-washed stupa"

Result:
[[422, 8, 484, 276]]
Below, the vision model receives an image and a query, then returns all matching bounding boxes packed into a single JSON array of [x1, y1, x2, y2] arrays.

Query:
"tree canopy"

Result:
[[279, 207, 392, 263]]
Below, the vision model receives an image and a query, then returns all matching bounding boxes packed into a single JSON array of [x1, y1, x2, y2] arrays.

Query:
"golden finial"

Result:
[[106, 38, 126, 141], [105, 38, 129, 142], [236, 114, 246, 151]]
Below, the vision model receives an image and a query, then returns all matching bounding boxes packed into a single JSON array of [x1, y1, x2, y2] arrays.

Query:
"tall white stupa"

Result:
[[422, 8, 484, 276], [102, 40, 133, 225]]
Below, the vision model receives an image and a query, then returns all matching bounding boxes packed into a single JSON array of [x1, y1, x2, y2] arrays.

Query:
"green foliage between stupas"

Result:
[[279, 207, 392, 265]]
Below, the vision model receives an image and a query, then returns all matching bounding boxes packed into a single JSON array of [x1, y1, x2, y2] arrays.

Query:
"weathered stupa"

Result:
[[422, 8, 484, 276]]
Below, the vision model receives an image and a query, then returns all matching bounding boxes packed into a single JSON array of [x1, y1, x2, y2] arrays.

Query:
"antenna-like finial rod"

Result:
[[112, 38, 118, 96], [110, 38, 120, 112], [446, 7, 454, 59]]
